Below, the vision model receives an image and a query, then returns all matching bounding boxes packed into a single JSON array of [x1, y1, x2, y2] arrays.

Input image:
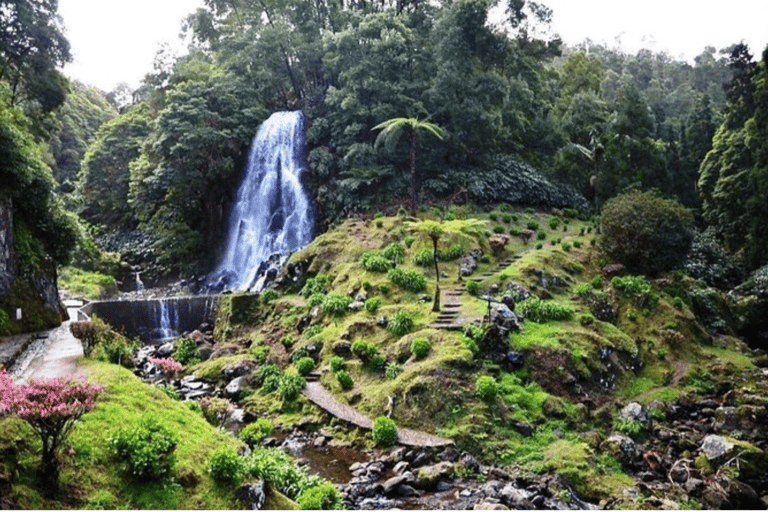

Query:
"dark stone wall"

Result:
[[81, 295, 219, 343], [0, 193, 14, 299]]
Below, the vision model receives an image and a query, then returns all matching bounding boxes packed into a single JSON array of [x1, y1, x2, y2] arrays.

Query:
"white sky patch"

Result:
[[57, 0, 768, 92]]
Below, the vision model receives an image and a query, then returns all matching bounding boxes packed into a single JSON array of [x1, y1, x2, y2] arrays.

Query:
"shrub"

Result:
[[335, 370, 354, 390], [207, 445, 244, 483], [256, 364, 282, 390], [386, 362, 402, 380], [279, 373, 306, 401], [517, 297, 575, 323], [173, 337, 203, 366], [87, 318, 140, 367], [365, 296, 382, 313], [404, 235, 415, 248], [367, 354, 386, 372], [321, 293, 353, 316], [410, 338, 431, 359], [294, 357, 316, 376], [413, 249, 434, 267], [672, 296, 684, 309], [489, 212, 498, 221], [262, 289, 279, 304], [240, 418, 274, 446], [378, 283, 390, 294], [611, 275, 651, 296], [303, 324, 322, 338], [600, 190, 694, 275], [573, 283, 592, 297], [526, 220, 539, 231], [109, 416, 178, 481], [613, 418, 645, 438], [387, 310, 414, 336], [476, 376, 498, 402], [382, 242, 405, 264], [549, 216, 560, 230], [360, 250, 392, 272], [466, 280, 479, 296], [438, 243, 465, 261], [590, 276, 603, 289], [199, 396, 233, 427], [502, 213, 513, 223], [372, 416, 398, 447], [535, 242, 543, 250], [302, 274, 331, 297], [298, 482, 344, 510], [537, 231, 546, 241], [573, 240, 582, 248], [351, 339, 378, 361], [329, 356, 345, 372], [151, 357, 183, 378], [683, 228, 743, 289], [579, 314, 595, 326], [561, 242, 572, 252], [306, 292, 326, 309], [493, 225, 506, 234], [387, 268, 427, 292]]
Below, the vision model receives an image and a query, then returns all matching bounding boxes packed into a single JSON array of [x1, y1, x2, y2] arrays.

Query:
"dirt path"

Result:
[[635, 361, 690, 403], [303, 381, 453, 447]]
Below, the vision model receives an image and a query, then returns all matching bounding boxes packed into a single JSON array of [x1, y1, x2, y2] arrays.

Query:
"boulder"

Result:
[[700, 435, 768, 480], [491, 303, 520, 332], [416, 461, 454, 489], [602, 434, 639, 465], [498, 485, 534, 509], [460, 249, 483, 277], [620, 402, 649, 423], [225, 376, 250, 397], [236, 480, 265, 510], [332, 341, 352, 356]]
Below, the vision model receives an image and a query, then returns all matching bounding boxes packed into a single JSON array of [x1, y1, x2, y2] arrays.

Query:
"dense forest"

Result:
[[1, 0, 767, 321]]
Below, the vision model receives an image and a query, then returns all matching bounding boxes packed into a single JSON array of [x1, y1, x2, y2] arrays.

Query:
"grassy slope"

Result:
[[224, 206, 757, 507], [0, 360, 296, 509]]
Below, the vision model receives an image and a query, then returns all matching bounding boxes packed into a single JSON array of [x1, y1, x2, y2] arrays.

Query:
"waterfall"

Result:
[[135, 272, 145, 291], [154, 298, 179, 341], [207, 111, 313, 292]]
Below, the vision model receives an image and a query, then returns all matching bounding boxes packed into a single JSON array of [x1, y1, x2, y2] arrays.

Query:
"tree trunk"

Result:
[[409, 127, 417, 215], [431, 235, 440, 312]]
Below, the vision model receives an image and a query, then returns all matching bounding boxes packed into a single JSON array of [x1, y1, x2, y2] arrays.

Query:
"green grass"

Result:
[[58, 266, 118, 300]]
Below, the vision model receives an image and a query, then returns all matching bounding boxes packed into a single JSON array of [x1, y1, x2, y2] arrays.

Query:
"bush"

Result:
[[600, 190, 694, 275], [294, 357, 316, 376], [372, 416, 398, 447], [303, 324, 322, 338], [239, 418, 274, 446], [301, 274, 331, 297], [365, 296, 381, 313], [502, 213, 512, 223], [360, 250, 392, 272], [683, 228, 743, 289], [306, 292, 326, 309], [262, 289, 279, 304], [351, 339, 378, 361], [611, 275, 651, 296], [387, 268, 427, 292], [207, 445, 244, 483], [387, 310, 414, 336], [256, 364, 282, 390], [413, 249, 434, 267], [410, 338, 431, 359], [573, 283, 592, 297], [476, 376, 498, 402], [549, 216, 560, 230], [438, 243, 465, 261], [335, 370, 354, 390], [329, 356, 345, 372], [279, 373, 306, 401], [173, 337, 203, 366], [321, 293, 353, 316], [466, 280, 479, 296], [382, 242, 405, 264], [537, 231, 546, 241], [298, 482, 344, 510], [493, 225, 505, 234], [199, 396, 233, 427], [386, 362, 402, 380], [517, 297, 575, 323], [108, 416, 178, 481]]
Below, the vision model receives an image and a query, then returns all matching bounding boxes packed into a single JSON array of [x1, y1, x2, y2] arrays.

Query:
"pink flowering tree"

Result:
[[0, 370, 104, 493], [151, 357, 183, 379]]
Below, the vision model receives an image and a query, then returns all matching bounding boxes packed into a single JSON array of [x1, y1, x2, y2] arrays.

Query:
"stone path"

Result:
[[303, 381, 454, 447], [469, 254, 521, 284]]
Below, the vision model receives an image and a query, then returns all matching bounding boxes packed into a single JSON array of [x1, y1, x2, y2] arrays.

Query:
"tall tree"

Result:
[[372, 117, 445, 213]]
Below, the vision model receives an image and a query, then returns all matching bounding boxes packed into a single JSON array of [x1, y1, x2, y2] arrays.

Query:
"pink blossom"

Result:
[[151, 357, 184, 377]]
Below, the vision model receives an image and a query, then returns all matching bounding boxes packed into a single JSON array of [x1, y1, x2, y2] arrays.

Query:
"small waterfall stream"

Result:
[[207, 111, 313, 292]]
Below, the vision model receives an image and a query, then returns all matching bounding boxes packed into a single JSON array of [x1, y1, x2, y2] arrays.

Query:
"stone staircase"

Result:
[[469, 254, 521, 283]]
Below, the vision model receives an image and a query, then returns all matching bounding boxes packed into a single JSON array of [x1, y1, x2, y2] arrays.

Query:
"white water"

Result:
[[135, 272, 145, 291], [208, 111, 313, 292], [154, 298, 180, 340]]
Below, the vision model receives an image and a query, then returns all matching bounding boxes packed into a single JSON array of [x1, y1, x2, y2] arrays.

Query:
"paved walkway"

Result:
[[303, 381, 453, 447]]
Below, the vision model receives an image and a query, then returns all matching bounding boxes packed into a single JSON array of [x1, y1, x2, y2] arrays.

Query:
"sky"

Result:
[[58, 0, 768, 92]]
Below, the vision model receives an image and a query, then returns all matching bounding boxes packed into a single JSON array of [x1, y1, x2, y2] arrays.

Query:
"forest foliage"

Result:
[[2, 0, 768, 279]]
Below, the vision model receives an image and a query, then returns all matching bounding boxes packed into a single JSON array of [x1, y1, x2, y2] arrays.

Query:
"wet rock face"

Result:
[[0, 194, 14, 299]]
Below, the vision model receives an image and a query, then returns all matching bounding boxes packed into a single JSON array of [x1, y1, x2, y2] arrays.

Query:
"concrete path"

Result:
[[303, 381, 453, 447], [10, 321, 85, 382]]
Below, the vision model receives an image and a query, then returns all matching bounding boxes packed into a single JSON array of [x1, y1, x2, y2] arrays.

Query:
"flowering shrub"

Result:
[[151, 357, 183, 378], [0, 371, 104, 490]]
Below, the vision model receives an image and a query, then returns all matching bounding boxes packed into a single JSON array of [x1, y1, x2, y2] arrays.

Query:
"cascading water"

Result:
[[207, 111, 313, 292], [153, 298, 180, 341]]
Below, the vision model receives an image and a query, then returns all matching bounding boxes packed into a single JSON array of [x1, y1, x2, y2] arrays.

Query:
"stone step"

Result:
[[305, 372, 321, 382]]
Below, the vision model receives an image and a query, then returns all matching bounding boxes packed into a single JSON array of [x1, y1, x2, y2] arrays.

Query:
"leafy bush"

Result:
[[613, 418, 645, 439], [526, 220, 539, 231], [476, 376, 498, 402], [256, 363, 282, 390], [410, 337, 431, 359], [549, 216, 560, 230], [172, 337, 203, 366], [372, 416, 398, 447], [578, 314, 594, 326], [378, 283, 390, 294], [600, 190, 694, 275], [365, 296, 381, 313], [387, 268, 427, 292], [382, 242, 405, 264], [387, 310, 414, 336], [413, 249, 434, 267], [262, 289, 279, 304], [246, 446, 325, 501], [108, 416, 178, 481], [561, 242, 571, 252], [683, 228, 743, 289], [573, 283, 592, 297], [438, 243, 465, 261], [239, 418, 275, 446], [502, 213, 513, 223], [302, 274, 331, 297], [351, 339, 378, 361], [306, 292, 326, 309], [493, 225, 506, 234], [321, 293, 353, 316], [329, 356, 345, 372], [517, 297, 575, 323], [207, 445, 244, 483], [466, 280, 479, 296], [298, 482, 344, 510], [404, 235, 415, 247], [335, 370, 354, 390], [303, 324, 322, 338], [386, 362, 402, 380], [537, 231, 546, 241], [360, 250, 392, 272], [294, 357, 316, 376], [278, 373, 306, 401], [367, 353, 386, 372], [611, 275, 651, 296]]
